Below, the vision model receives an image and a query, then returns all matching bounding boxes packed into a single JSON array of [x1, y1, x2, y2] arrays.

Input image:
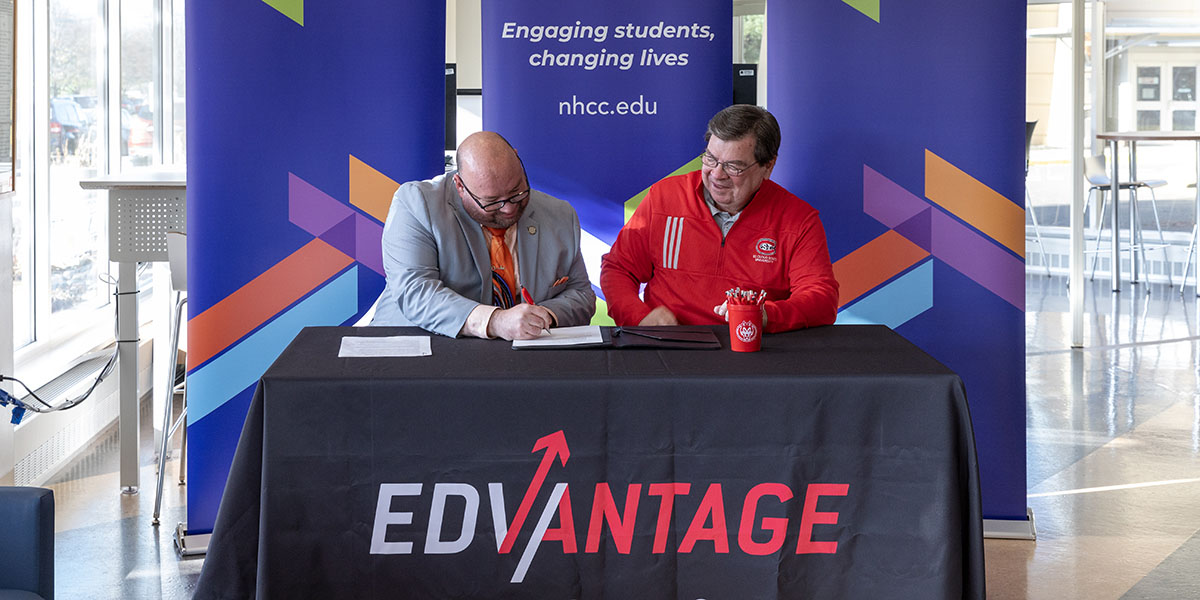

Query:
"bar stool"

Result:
[[1084, 154, 1173, 287], [1183, 183, 1198, 293], [153, 231, 188, 526]]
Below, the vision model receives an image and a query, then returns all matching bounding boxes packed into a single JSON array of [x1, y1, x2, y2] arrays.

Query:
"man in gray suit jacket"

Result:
[[371, 131, 596, 340]]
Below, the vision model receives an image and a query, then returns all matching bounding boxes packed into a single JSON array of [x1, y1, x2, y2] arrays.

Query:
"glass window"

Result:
[[12, 0, 30, 349], [14, 0, 184, 356], [48, 0, 108, 322], [1174, 110, 1196, 132], [740, 14, 762, 64], [1137, 110, 1161, 131], [12, 182, 32, 347], [121, 0, 159, 169], [172, 0, 185, 163], [1173, 66, 1195, 102], [1138, 67, 1161, 102]]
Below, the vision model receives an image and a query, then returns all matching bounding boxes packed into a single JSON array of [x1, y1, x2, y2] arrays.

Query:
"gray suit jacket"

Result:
[[371, 172, 596, 336]]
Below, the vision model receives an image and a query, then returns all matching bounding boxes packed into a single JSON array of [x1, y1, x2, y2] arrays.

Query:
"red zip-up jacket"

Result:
[[600, 170, 839, 332]]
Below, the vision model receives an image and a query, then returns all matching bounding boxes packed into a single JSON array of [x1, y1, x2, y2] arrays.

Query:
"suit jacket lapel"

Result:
[[446, 174, 493, 301], [517, 206, 540, 296]]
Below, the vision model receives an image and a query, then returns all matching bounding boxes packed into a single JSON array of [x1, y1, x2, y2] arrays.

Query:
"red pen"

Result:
[[521, 287, 551, 334]]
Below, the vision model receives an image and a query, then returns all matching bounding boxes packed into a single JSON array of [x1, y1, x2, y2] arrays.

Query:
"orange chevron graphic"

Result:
[[350, 155, 400, 223], [833, 230, 929, 307], [924, 149, 1024, 256], [189, 238, 352, 367]]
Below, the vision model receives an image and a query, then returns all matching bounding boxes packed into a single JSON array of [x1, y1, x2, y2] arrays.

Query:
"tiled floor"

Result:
[[985, 274, 1200, 599], [42, 273, 1200, 598], [46, 396, 202, 599]]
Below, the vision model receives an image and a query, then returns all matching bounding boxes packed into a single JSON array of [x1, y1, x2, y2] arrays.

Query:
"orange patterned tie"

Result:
[[485, 227, 516, 308]]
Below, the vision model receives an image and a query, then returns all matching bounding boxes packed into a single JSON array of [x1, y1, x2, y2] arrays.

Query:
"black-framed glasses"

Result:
[[457, 165, 531, 212], [701, 151, 755, 177]]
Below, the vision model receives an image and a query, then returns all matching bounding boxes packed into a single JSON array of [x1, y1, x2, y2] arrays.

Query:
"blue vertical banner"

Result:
[[768, 2, 1027, 521], [186, 0, 445, 533], [482, 0, 731, 296]]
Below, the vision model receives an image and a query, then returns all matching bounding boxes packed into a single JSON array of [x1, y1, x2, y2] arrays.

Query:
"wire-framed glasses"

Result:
[[701, 152, 755, 177], [457, 165, 531, 212]]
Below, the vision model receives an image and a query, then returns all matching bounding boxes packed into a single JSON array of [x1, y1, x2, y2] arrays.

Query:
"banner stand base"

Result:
[[983, 507, 1037, 540], [173, 522, 211, 557]]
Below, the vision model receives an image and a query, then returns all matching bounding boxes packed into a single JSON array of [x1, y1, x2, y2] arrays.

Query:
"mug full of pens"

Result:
[[725, 287, 764, 352]]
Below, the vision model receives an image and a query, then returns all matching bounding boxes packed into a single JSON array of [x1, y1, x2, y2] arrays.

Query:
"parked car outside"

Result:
[[69, 94, 99, 128], [124, 108, 153, 152], [49, 97, 87, 157], [120, 109, 132, 155]]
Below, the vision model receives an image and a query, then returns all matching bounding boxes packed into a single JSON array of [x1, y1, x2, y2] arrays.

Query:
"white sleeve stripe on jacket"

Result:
[[662, 216, 684, 270]]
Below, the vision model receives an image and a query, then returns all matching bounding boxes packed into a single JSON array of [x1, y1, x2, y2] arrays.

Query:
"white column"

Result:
[[1070, 0, 1086, 348], [1090, 1, 1104, 156]]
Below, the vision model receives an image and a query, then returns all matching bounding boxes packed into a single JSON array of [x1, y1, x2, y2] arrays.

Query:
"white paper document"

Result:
[[338, 335, 432, 357], [512, 325, 604, 349]]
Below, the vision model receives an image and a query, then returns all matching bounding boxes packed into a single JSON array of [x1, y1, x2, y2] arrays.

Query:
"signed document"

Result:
[[511, 325, 604, 349]]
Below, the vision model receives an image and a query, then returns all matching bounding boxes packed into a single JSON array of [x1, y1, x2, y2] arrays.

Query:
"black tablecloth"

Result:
[[195, 324, 984, 599]]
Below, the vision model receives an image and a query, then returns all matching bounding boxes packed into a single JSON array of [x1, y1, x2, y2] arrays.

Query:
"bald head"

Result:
[[457, 132, 522, 184], [453, 131, 530, 229]]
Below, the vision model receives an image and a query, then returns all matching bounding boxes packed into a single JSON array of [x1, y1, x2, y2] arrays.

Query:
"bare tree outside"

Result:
[[742, 14, 762, 64]]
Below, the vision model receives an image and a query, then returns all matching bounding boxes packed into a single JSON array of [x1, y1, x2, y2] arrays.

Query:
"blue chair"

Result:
[[0, 487, 54, 600]]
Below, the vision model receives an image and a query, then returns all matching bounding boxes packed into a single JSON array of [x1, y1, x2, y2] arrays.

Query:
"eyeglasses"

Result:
[[457, 168, 531, 212], [701, 152, 756, 177]]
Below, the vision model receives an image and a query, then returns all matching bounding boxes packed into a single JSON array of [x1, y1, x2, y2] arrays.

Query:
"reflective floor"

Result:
[[47, 395, 201, 600], [986, 274, 1200, 599], [43, 274, 1200, 598]]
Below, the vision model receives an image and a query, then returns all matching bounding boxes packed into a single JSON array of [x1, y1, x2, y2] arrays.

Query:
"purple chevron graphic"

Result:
[[864, 165, 926, 228], [931, 210, 1024, 309], [355, 213, 383, 275], [288, 172, 385, 275], [289, 173, 352, 236], [863, 163, 1023, 310]]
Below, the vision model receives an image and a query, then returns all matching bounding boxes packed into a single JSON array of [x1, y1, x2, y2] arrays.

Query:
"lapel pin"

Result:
[[527, 226, 537, 235]]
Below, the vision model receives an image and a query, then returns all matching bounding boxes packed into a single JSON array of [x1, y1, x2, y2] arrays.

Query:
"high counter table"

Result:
[[1096, 131, 1200, 294], [195, 324, 984, 599], [79, 169, 186, 493]]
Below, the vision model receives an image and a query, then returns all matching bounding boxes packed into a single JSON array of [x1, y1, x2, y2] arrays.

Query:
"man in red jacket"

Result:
[[600, 105, 839, 332]]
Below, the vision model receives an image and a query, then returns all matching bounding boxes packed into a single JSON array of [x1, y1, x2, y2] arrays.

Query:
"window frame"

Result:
[[13, 0, 183, 390]]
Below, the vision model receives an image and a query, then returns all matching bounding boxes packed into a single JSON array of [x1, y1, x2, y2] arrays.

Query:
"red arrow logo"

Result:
[[499, 430, 570, 554]]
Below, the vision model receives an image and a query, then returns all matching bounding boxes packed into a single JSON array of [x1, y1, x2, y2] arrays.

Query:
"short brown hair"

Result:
[[704, 105, 780, 166]]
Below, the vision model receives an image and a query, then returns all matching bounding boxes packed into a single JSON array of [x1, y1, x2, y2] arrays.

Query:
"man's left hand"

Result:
[[713, 301, 767, 327]]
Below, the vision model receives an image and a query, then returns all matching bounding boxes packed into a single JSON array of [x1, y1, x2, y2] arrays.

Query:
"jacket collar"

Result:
[[445, 172, 541, 293]]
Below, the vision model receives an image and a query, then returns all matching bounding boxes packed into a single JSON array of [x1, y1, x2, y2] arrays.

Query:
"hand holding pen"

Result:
[[521, 287, 552, 335], [485, 288, 553, 340]]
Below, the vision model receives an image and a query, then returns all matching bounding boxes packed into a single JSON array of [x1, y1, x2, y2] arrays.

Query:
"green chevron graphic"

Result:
[[623, 155, 705, 223], [590, 298, 616, 326], [843, 0, 880, 23], [263, 0, 303, 26]]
